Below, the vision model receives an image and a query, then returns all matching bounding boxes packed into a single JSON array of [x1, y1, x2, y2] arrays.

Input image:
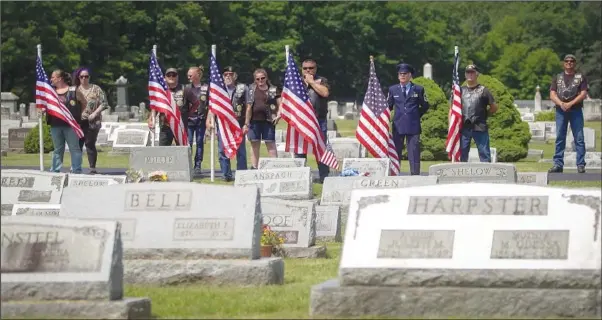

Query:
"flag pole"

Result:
[[37, 44, 44, 171], [210, 44, 216, 182], [151, 45, 157, 147]]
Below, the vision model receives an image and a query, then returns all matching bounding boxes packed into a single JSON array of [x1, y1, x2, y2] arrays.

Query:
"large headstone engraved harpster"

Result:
[[1, 170, 67, 210], [428, 163, 517, 184]]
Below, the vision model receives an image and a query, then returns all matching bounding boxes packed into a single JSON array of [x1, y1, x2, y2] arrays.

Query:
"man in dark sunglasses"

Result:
[[548, 54, 589, 174], [295, 58, 331, 183]]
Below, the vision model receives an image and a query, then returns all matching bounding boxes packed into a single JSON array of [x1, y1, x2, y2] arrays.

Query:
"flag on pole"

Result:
[[281, 52, 338, 169], [355, 59, 400, 176], [35, 56, 84, 138], [208, 53, 243, 158], [148, 50, 188, 146], [445, 47, 462, 162]]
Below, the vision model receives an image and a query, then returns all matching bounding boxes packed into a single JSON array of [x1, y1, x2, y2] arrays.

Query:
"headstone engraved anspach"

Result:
[[428, 163, 517, 184], [8, 127, 30, 150], [261, 197, 325, 258], [129, 146, 193, 182], [11, 204, 61, 216], [342, 158, 390, 177], [309, 184, 602, 318], [517, 172, 548, 186], [1, 170, 67, 217], [60, 183, 284, 286], [257, 157, 306, 170], [110, 129, 150, 154], [235, 167, 313, 200], [66, 174, 127, 188], [0, 216, 152, 319], [315, 205, 342, 242]]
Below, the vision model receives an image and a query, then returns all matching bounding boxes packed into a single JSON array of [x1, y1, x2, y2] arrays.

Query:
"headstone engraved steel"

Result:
[[129, 146, 193, 182], [1, 170, 67, 207], [341, 158, 390, 177], [428, 163, 517, 184], [235, 167, 313, 200], [260, 197, 316, 247], [257, 157, 307, 170], [60, 183, 262, 259]]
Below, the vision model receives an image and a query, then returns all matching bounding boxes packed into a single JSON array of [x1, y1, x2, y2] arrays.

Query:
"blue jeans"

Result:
[[460, 127, 491, 162], [295, 119, 330, 181], [217, 124, 248, 179], [187, 117, 207, 169], [50, 126, 82, 173], [553, 107, 586, 167]]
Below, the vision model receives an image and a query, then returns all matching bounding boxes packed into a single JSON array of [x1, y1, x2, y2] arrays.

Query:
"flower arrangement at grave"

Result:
[[148, 170, 168, 182], [260, 224, 284, 257], [125, 168, 145, 183]]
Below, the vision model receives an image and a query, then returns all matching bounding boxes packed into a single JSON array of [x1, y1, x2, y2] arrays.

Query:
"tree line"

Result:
[[2, 1, 600, 108]]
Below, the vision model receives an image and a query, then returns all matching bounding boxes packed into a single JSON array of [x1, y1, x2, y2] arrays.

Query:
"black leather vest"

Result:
[[232, 83, 247, 122], [307, 76, 328, 120], [185, 83, 209, 119], [556, 72, 583, 108], [461, 84, 488, 128]]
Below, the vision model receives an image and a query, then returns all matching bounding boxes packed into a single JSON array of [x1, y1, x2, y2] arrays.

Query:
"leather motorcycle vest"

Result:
[[461, 84, 488, 126], [248, 84, 278, 120], [232, 83, 247, 122], [160, 85, 187, 127], [185, 83, 209, 118], [556, 72, 583, 108]]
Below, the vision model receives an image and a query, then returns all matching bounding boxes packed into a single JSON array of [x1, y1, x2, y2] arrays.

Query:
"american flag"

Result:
[[208, 53, 242, 158], [445, 47, 462, 162], [281, 52, 338, 169], [35, 56, 84, 138], [356, 59, 400, 176], [148, 50, 188, 146]]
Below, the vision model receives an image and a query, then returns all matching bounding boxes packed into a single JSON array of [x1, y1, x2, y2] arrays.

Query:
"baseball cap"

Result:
[[563, 54, 577, 62], [465, 64, 479, 72], [165, 68, 178, 75]]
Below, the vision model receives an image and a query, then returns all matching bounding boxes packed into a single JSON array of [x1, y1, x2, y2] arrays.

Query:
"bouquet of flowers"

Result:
[[261, 224, 284, 247], [125, 169, 145, 183], [148, 171, 168, 182]]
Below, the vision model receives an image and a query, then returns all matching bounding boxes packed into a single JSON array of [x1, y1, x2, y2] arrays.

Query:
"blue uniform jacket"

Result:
[[387, 82, 430, 135]]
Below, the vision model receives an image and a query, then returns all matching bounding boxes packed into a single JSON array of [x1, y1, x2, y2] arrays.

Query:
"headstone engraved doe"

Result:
[[0, 216, 152, 319], [59, 183, 284, 286], [310, 184, 601, 319]]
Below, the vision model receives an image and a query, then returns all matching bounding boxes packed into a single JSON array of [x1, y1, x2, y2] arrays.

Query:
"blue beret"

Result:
[[397, 63, 415, 74]]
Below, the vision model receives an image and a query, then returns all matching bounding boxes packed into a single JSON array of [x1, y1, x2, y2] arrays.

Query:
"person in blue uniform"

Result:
[[387, 63, 430, 175]]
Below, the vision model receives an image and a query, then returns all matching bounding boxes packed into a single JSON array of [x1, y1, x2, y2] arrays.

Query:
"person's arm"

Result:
[[387, 87, 394, 111], [549, 75, 565, 107], [485, 88, 498, 114], [566, 75, 589, 109], [306, 75, 329, 98], [418, 87, 430, 117]]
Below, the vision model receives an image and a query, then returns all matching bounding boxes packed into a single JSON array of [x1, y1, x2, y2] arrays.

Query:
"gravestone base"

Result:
[[310, 279, 601, 319], [109, 147, 137, 156], [316, 235, 342, 243], [1, 297, 151, 320], [277, 245, 327, 258], [123, 257, 284, 286]]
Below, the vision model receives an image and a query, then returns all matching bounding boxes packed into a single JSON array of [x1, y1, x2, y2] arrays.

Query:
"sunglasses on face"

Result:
[[224, 72, 234, 77], [79, 75, 89, 79], [302, 66, 315, 70], [256, 77, 266, 81], [564, 60, 576, 63], [166, 73, 177, 78], [398, 72, 409, 76]]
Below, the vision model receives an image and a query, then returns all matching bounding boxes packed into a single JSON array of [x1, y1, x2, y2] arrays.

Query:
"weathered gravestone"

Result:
[[257, 157, 306, 170], [327, 130, 338, 140], [467, 147, 497, 163], [566, 127, 597, 151], [517, 172, 549, 186], [310, 184, 602, 318], [429, 163, 517, 184], [60, 183, 284, 286], [235, 167, 313, 200], [66, 174, 127, 188], [563, 151, 602, 169], [315, 205, 342, 242], [274, 129, 284, 143], [1, 119, 22, 136], [0, 216, 151, 319], [110, 129, 150, 154], [261, 197, 325, 258], [10, 204, 61, 216], [1, 170, 67, 217], [7, 128, 29, 151], [96, 129, 109, 146], [528, 122, 546, 141], [129, 146, 193, 182], [342, 158, 390, 177], [544, 121, 557, 140], [276, 143, 293, 158], [526, 149, 544, 161]]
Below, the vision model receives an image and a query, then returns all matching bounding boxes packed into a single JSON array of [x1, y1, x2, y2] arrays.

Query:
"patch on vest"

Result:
[[69, 100, 76, 106], [177, 100, 184, 107], [201, 95, 206, 101], [236, 104, 242, 112], [270, 104, 276, 110]]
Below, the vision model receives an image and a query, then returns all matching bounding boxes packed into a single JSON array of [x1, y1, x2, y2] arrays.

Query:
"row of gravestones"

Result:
[[528, 121, 598, 150], [0, 101, 146, 123]]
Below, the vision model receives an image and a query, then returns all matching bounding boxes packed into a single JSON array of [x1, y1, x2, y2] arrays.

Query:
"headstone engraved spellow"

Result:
[[315, 205, 342, 242], [1, 170, 67, 217], [342, 158, 390, 177], [234, 167, 313, 200], [467, 147, 497, 163], [257, 157, 307, 170], [11, 204, 61, 216], [517, 172, 548, 186], [7, 128, 30, 151], [66, 174, 127, 188], [109, 129, 150, 154], [261, 198, 325, 258], [59, 183, 284, 286], [428, 163, 517, 184], [309, 184, 601, 318], [129, 146, 193, 182], [0, 216, 151, 319]]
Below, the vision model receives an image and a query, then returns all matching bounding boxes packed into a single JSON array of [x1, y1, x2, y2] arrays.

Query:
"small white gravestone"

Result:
[[563, 151, 602, 169], [467, 147, 497, 163], [275, 129, 284, 143], [543, 122, 556, 140], [260, 197, 316, 248], [516, 172, 548, 186], [329, 138, 363, 160], [528, 122, 546, 141], [315, 205, 342, 242], [257, 157, 306, 169], [342, 158, 390, 177], [235, 167, 313, 200], [521, 112, 535, 122], [129, 146, 193, 182], [566, 127, 597, 151], [326, 130, 338, 140]]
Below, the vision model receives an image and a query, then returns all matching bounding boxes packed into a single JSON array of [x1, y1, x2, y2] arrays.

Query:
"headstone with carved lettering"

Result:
[[1, 170, 67, 217], [10, 204, 61, 216], [235, 167, 313, 200], [109, 129, 150, 154], [7, 128, 30, 151], [261, 197, 326, 258], [66, 174, 127, 188], [428, 163, 517, 184], [60, 182, 284, 286], [257, 157, 306, 170], [563, 151, 602, 169], [342, 158, 390, 177], [0, 215, 152, 319], [129, 146, 193, 182], [1, 119, 22, 136], [315, 205, 342, 242], [517, 172, 548, 186], [310, 184, 602, 318]]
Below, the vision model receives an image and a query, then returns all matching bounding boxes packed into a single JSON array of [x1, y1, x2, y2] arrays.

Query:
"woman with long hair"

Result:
[[72, 67, 109, 174], [48, 69, 83, 173]]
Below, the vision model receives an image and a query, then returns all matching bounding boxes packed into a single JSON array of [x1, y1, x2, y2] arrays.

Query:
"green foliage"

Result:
[[24, 118, 54, 154], [476, 75, 531, 162], [535, 110, 556, 121], [412, 77, 449, 161]]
